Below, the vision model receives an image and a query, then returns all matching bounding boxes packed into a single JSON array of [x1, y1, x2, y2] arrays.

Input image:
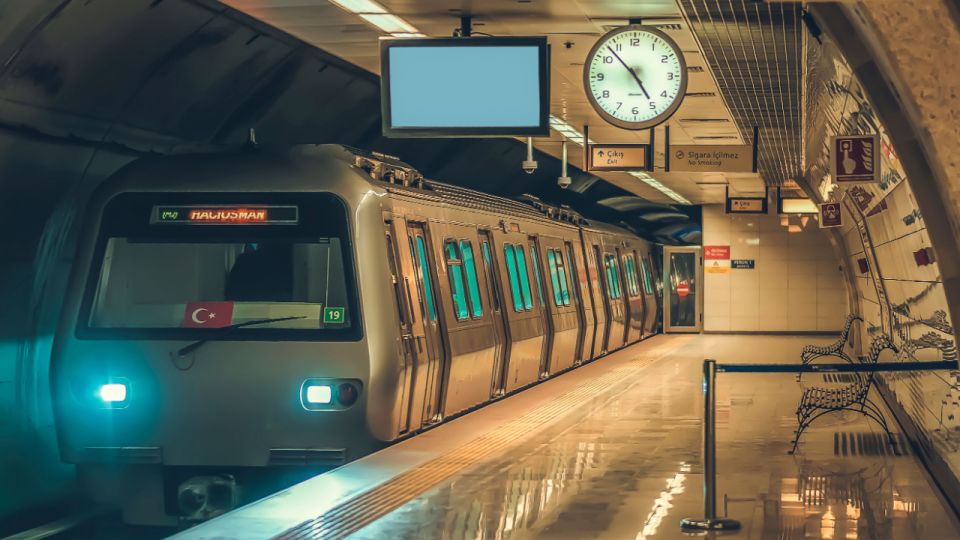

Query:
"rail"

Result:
[[679, 358, 959, 533]]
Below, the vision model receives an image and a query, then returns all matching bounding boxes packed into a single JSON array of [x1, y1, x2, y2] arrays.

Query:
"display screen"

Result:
[[380, 37, 549, 137], [152, 205, 299, 225]]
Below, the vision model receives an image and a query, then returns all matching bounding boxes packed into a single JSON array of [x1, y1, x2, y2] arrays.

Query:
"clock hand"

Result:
[[606, 46, 650, 100]]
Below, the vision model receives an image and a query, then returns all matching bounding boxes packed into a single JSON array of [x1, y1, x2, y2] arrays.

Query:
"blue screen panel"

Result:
[[387, 45, 543, 129]]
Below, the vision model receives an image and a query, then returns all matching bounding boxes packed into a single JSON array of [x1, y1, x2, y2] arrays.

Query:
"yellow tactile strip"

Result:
[[274, 338, 687, 540]]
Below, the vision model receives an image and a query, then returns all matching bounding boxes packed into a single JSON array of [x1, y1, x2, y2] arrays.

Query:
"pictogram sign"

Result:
[[831, 134, 880, 183]]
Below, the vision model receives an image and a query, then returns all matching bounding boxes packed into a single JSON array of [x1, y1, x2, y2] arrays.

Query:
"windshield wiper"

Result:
[[175, 316, 307, 357]]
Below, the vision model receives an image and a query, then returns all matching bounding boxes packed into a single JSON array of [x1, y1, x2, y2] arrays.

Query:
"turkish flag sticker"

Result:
[[182, 302, 235, 328]]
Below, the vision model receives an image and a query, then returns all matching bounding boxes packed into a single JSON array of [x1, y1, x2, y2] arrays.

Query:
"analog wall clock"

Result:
[[583, 25, 688, 130]]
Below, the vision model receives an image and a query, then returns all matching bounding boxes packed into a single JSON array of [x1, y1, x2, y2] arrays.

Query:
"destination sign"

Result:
[[670, 144, 755, 173], [152, 205, 299, 225], [587, 144, 650, 171]]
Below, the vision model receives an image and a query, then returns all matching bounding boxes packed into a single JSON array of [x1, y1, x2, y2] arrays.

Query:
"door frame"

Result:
[[663, 245, 703, 333]]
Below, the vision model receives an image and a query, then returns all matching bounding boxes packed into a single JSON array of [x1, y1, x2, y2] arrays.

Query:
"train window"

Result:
[[604, 254, 622, 299], [565, 243, 581, 306], [528, 242, 545, 307], [459, 240, 483, 318], [640, 258, 655, 295], [624, 255, 639, 297], [546, 250, 563, 306], [88, 238, 352, 330], [503, 244, 524, 312], [415, 236, 437, 322], [514, 245, 534, 310], [385, 232, 408, 325], [481, 239, 501, 312], [555, 249, 571, 306], [444, 241, 470, 320]]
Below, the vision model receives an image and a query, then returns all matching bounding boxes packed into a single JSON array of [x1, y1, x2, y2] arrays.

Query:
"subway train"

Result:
[[49, 144, 663, 525]]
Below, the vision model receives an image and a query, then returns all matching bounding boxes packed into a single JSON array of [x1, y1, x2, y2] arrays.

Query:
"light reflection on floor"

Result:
[[348, 336, 959, 539]]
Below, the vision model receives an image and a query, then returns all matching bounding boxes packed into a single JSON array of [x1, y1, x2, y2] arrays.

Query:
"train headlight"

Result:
[[300, 379, 362, 411], [305, 384, 332, 405], [98, 382, 128, 406]]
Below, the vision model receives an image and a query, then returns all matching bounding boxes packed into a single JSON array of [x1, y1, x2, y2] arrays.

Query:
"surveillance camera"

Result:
[[557, 175, 571, 189], [522, 160, 538, 174]]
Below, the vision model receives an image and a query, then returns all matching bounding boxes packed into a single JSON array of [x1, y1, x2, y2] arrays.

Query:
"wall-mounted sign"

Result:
[[819, 202, 842, 228], [705, 260, 731, 274], [831, 134, 880, 183], [704, 245, 730, 260], [587, 143, 650, 171], [726, 197, 767, 214], [676, 280, 690, 298], [669, 144, 756, 173], [731, 259, 754, 269]]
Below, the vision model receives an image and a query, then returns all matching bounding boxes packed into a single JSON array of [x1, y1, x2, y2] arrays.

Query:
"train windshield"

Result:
[[82, 193, 359, 339]]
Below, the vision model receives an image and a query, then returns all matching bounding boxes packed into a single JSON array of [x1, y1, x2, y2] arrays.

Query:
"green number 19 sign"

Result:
[[323, 307, 345, 324]]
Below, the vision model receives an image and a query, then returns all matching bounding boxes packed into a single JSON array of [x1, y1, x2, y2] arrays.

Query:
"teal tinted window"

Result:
[[482, 240, 500, 312], [625, 256, 638, 297], [445, 241, 469, 320], [504, 244, 523, 312], [640, 258, 654, 294], [605, 254, 622, 299], [547, 250, 562, 306], [515, 245, 533, 310], [529, 244, 545, 307], [415, 236, 436, 321], [556, 250, 570, 305], [459, 240, 483, 318]]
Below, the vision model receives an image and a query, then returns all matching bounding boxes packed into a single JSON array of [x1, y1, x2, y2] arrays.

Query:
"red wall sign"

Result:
[[831, 134, 880, 183], [676, 280, 690, 298], [704, 245, 730, 260]]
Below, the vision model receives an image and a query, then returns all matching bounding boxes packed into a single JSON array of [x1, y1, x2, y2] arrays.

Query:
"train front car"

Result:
[[49, 145, 401, 525]]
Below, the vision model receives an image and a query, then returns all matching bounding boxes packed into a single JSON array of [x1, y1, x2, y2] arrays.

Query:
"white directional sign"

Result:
[[670, 144, 755, 173], [587, 144, 650, 171]]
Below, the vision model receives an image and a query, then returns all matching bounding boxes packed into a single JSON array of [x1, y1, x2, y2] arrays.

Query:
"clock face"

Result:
[[583, 26, 687, 130]]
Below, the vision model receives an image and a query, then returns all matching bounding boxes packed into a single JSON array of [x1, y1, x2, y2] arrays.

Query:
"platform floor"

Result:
[[175, 335, 960, 539]]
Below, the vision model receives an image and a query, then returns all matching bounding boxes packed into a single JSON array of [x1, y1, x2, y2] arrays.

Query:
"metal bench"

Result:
[[801, 314, 863, 365], [791, 334, 898, 454]]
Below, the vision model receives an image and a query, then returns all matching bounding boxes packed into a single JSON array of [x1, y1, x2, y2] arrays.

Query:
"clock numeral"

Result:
[[595, 73, 604, 81], [614, 43, 622, 52], [661, 55, 669, 63], [631, 106, 639, 115], [660, 90, 668, 98], [667, 72, 674, 80], [615, 102, 622, 111], [603, 56, 613, 64], [649, 101, 656, 110], [602, 90, 610, 98], [652, 42, 655, 51], [630, 38, 640, 46]]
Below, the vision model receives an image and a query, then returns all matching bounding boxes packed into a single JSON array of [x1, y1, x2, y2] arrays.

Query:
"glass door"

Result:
[[663, 246, 702, 333]]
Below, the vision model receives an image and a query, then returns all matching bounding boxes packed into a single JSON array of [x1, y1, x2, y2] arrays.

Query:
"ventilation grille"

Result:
[[833, 432, 907, 457], [84, 446, 162, 464], [677, 0, 803, 187], [269, 448, 347, 466]]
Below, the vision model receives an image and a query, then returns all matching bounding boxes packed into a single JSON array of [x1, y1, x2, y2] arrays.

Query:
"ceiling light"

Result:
[[628, 171, 691, 205], [390, 32, 426, 38], [329, 0, 387, 14], [360, 13, 418, 33], [548, 116, 595, 147]]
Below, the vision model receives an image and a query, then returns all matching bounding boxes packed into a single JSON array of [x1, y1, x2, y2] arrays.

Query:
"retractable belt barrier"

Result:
[[679, 358, 959, 533]]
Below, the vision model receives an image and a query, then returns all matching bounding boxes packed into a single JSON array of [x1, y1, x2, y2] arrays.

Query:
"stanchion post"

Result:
[[680, 359, 741, 532]]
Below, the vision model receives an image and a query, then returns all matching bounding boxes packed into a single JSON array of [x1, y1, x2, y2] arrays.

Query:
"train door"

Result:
[[639, 252, 659, 337], [565, 241, 586, 363], [624, 250, 644, 344], [663, 245, 702, 333], [593, 245, 613, 353], [479, 230, 510, 397], [529, 236, 553, 378], [384, 222, 417, 435], [605, 248, 627, 350], [407, 222, 447, 423]]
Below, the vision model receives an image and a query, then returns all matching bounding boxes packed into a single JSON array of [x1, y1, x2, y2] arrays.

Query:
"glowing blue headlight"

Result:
[[99, 383, 128, 403]]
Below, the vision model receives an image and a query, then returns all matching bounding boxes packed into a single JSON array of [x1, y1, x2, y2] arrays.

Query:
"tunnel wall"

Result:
[[701, 203, 846, 333], [803, 23, 960, 509]]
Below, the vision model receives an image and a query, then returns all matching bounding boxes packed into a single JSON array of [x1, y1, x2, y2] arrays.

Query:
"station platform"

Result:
[[173, 335, 960, 539]]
